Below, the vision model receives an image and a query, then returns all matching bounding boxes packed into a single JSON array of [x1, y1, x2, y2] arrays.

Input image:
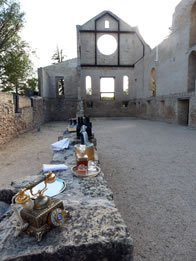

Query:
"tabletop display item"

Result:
[[11, 171, 70, 241], [75, 143, 95, 161], [71, 160, 101, 178]]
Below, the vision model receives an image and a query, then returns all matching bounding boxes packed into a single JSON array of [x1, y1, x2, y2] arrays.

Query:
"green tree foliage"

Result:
[[26, 77, 38, 91], [0, 0, 34, 94], [20, 77, 38, 96], [1, 40, 33, 93]]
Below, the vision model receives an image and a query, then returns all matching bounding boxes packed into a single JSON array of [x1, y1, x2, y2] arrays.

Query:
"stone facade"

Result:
[[38, 0, 196, 127], [137, 0, 196, 127], [0, 93, 50, 145]]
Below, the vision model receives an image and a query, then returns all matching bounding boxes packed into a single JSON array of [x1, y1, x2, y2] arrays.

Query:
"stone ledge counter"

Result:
[[0, 132, 133, 261]]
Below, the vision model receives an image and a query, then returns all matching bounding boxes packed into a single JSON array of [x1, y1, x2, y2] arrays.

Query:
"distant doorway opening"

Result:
[[178, 99, 189, 126]]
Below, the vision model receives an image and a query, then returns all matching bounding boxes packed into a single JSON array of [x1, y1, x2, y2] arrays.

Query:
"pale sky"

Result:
[[19, 0, 182, 69]]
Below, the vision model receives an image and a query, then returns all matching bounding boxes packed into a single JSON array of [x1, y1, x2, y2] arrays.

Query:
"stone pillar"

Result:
[[76, 66, 84, 118]]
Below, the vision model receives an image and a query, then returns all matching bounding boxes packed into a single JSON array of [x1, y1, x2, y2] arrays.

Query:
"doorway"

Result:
[[177, 99, 189, 126]]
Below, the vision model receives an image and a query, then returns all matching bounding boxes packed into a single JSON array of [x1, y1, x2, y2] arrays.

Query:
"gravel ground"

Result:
[[93, 118, 196, 261], [0, 121, 66, 189], [0, 118, 196, 260]]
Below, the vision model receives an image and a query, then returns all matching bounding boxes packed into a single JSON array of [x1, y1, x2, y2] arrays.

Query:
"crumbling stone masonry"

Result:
[[0, 93, 50, 145]]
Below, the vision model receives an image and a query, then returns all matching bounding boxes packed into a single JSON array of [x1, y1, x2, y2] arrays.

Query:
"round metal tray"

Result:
[[71, 166, 101, 178], [26, 178, 66, 198]]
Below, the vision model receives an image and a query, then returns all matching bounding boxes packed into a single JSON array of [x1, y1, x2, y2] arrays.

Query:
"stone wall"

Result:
[[129, 96, 178, 123], [128, 92, 196, 128], [127, 0, 196, 128], [78, 11, 150, 117], [44, 98, 78, 121], [38, 59, 79, 120], [141, 0, 196, 99], [0, 93, 50, 145], [18, 96, 32, 108], [189, 96, 196, 127], [38, 58, 79, 99]]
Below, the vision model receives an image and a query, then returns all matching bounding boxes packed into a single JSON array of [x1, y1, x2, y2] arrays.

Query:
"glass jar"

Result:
[[76, 145, 88, 168]]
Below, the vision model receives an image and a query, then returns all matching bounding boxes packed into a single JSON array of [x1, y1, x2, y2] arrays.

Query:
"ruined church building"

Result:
[[38, 0, 196, 127]]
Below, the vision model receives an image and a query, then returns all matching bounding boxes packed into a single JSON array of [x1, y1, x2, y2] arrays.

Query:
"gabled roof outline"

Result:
[[80, 10, 123, 29], [94, 11, 119, 22]]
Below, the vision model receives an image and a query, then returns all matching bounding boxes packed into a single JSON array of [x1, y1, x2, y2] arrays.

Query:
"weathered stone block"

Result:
[[0, 131, 133, 260]]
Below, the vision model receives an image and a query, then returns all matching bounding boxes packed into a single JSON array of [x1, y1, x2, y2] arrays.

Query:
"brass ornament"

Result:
[[12, 171, 70, 241], [30, 171, 56, 210], [15, 189, 30, 205]]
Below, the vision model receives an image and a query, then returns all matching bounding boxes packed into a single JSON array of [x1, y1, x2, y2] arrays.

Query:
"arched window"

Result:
[[86, 76, 92, 95], [123, 76, 129, 95], [190, 2, 196, 47], [150, 68, 156, 96], [105, 20, 109, 29]]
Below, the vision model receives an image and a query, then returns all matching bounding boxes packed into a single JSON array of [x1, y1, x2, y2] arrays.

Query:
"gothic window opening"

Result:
[[150, 68, 156, 96], [100, 77, 115, 100], [123, 75, 129, 95], [105, 20, 109, 28], [56, 77, 64, 96], [86, 76, 92, 95], [190, 2, 196, 47]]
